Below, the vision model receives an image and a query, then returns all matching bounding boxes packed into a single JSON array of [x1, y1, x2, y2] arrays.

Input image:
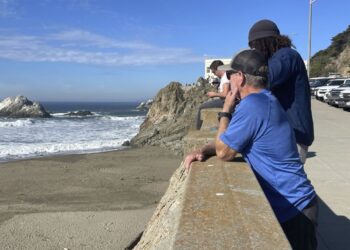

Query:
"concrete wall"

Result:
[[135, 108, 291, 249]]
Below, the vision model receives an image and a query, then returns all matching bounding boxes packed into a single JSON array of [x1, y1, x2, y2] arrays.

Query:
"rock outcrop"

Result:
[[136, 99, 154, 110], [325, 44, 350, 76], [131, 79, 213, 155], [0, 96, 51, 118], [311, 25, 350, 76], [65, 111, 94, 116]]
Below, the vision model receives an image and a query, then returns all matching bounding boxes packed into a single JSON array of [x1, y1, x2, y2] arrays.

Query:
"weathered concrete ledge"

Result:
[[200, 108, 221, 131], [134, 108, 291, 249], [183, 130, 216, 155], [183, 108, 220, 154], [174, 158, 290, 249]]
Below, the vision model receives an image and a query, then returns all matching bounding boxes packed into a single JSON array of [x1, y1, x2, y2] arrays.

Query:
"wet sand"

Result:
[[0, 146, 181, 249]]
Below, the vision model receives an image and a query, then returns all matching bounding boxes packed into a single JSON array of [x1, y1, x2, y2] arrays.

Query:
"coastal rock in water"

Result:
[[65, 110, 94, 116], [0, 96, 51, 118], [131, 78, 214, 155], [136, 99, 154, 110], [145, 99, 153, 108], [136, 102, 146, 110], [122, 140, 130, 146]]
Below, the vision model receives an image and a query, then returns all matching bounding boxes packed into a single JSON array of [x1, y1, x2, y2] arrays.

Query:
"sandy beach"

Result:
[[0, 146, 181, 250]]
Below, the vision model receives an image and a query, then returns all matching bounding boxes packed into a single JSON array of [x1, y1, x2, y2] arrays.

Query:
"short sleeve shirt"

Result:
[[218, 73, 229, 93], [220, 89, 316, 223]]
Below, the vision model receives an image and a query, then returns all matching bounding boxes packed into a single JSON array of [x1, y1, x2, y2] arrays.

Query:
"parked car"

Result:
[[338, 89, 350, 111], [309, 77, 331, 95], [325, 79, 350, 106], [314, 79, 347, 101]]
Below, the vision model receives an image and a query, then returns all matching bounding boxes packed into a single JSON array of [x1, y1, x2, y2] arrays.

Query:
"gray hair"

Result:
[[244, 73, 267, 88]]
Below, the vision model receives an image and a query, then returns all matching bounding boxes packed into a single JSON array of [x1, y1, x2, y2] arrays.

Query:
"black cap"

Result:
[[218, 49, 268, 77], [248, 19, 280, 42]]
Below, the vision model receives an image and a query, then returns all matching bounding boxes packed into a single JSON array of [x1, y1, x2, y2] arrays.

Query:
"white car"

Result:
[[309, 77, 332, 95], [338, 89, 350, 111], [325, 79, 350, 106], [315, 79, 347, 101]]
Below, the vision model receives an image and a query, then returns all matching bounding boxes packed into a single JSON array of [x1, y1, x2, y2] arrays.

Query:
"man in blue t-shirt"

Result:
[[184, 49, 318, 250]]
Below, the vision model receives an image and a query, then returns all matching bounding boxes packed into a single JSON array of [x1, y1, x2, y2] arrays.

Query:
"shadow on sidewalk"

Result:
[[307, 151, 317, 159], [317, 197, 350, 250]]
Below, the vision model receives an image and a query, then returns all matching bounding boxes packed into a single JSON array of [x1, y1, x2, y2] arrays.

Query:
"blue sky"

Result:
[[0, 0, 349, 102]]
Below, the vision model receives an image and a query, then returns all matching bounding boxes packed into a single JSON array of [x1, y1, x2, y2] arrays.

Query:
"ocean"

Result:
[[0, 102, 147, 162]]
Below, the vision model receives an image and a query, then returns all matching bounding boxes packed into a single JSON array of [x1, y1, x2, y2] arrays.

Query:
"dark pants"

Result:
[[281, 197, 318, 250], [195, 99, 224, 130]]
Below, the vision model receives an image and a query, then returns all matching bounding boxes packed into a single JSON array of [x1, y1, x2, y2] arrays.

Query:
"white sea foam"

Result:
[[51, 112, 98, 117], [0, 140, 125, 160], [102, 116, 145, 121], [0, 114, 144, 162], [50, 112, 67, 117], [0, 119, 35, 128]]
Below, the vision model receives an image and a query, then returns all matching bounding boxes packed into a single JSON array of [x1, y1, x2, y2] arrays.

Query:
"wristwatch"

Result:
[[217, 112, 232, 121]]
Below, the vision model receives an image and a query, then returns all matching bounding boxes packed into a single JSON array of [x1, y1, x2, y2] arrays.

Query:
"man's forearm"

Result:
[[216, 92, 226, 98], [214, 99, 238, 161], [217, 116, 230, 139], [216, 103, 233, 139]]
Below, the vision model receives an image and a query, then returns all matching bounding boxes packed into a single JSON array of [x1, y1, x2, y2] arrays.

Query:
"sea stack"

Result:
[[0, 96, 51, 118], [131, 79, 213, 155], [136, 99, 154, 110]]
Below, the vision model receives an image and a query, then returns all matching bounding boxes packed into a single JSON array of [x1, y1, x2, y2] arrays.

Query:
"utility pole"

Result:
[[308, 0, 316, 78]]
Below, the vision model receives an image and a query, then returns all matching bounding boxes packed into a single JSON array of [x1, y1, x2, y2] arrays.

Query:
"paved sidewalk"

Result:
[[306, 99, 350, 250]]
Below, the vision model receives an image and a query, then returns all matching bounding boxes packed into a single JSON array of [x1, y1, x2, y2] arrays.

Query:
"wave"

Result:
[[50, 113, 144, 121], [50, 112, 67, 117], [0, 139, 128, 161], [101, 115, 145, 121], [0, 114, 145, 162], [51, 112, 99, 117], [0, 119, 35, 128]]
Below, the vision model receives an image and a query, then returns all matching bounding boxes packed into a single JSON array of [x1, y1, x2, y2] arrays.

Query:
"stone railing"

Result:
[[134, 108, 291, 249]]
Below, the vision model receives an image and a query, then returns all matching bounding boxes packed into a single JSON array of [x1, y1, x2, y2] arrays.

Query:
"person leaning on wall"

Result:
[[185, 49, 318, 250], [195, 60, 230, 130], [248, 19, 314, 164]]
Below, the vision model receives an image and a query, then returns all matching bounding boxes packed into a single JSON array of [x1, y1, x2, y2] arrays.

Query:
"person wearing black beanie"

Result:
[[249, 19, 317, 250], [249, 19, 314, 163]]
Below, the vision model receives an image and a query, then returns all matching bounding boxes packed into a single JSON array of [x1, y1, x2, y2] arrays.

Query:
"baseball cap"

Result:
[[218, 49, 268, 77], [248, 19, 280, 42]]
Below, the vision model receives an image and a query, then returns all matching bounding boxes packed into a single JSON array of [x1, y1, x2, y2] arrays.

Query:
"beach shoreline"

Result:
[[0, 146, 182, 249]]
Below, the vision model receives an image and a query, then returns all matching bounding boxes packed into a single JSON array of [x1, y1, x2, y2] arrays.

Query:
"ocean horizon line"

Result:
[[42, 100, 147, 103]]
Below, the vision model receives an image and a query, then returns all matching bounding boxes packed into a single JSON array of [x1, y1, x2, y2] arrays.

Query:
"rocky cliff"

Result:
[[131, 78, 214, 155], [311, 25, 350, 77], [0, 96, 51, 118], [324, 44, 350, 76]]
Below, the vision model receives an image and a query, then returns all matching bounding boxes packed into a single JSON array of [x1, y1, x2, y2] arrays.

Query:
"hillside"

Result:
[[310, 25, 350, 77]]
